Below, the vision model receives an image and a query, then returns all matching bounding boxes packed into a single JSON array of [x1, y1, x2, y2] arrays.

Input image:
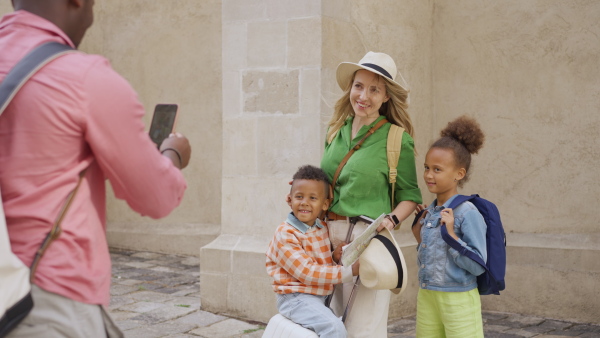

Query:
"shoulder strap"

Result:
[[440, 194, 488, 269], [0, 41, 80, 281], [329, 118, 388, 204], [386, 124, 404, 210], [0, 42, 75, 116]]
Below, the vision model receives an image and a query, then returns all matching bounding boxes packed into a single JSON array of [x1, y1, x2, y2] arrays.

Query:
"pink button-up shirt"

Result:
[[0, 11, 187, 306]]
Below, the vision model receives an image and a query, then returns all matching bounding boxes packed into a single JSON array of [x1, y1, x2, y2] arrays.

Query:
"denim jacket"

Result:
[[417, 194, 487, 292]]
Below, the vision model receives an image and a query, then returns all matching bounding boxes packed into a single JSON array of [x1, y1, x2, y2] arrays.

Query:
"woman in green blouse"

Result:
[[321, 51, 422, 337]]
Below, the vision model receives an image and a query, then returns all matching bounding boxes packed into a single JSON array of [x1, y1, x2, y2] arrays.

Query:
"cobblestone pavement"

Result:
[[108, 249, 600, 338]]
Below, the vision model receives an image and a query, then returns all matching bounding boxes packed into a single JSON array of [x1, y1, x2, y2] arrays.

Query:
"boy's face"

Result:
[[288, 179, 330, 226]]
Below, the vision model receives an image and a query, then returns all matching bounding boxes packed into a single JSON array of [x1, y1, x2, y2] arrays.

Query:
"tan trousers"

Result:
[[328, 219, 391, 338], [7, 285, 123, 338]]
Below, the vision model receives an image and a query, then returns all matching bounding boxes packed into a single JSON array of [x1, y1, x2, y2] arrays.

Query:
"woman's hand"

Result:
[[412, 204, 427, 243], [332, 242, 346, 264], [440, 208, 459, 240], [376, 217, 395, 232], [351, 260, 360, 276]]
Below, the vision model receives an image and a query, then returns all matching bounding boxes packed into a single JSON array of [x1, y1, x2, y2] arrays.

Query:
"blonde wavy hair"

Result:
[[326, 72, 414, 144]]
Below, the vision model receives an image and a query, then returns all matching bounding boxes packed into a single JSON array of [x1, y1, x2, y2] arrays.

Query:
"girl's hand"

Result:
[[412, 204, 427, 243], [332, 242, 346, 264], [441, 208, 459, 240]]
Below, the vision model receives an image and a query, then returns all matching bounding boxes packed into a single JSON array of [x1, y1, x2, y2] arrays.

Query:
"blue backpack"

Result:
[[413, 194, 506, 295]]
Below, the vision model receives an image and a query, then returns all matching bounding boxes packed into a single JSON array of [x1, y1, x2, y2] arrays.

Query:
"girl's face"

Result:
[[350, 70, 389, 122], [423, 147, 465, 199]]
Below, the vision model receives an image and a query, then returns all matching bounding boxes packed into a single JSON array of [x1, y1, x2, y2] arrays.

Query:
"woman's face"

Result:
[[350, 70, 389, 121]]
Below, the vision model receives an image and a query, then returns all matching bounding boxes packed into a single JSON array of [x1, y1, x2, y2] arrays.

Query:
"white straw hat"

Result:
[[336, 51, 408, 92], [359, 228, 408, 295]]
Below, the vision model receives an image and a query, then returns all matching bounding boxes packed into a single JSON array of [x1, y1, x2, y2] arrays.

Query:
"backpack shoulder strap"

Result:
[[386, 124, 404, 210], [0, 42, 75, 115], [441, 193, 487, 268]]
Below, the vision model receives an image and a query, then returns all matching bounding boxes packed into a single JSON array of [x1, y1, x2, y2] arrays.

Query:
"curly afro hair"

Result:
[[291, 165, 330, 196], [431, 115, 485, 187]]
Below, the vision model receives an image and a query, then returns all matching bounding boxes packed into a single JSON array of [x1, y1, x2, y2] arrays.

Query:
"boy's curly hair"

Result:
[[431, 115, 485, 187], [292, 165, 330, 195]]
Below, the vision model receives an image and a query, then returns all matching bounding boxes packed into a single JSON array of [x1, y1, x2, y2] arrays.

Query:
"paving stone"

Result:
[[180, 256, 200, 266], [503, 328, 541, 337], [114, 278, 145, 286], [108, 311, 138, 322], [130, 303, 197, 323], [494, 314, 546, 328], [108, 295, 136, 310], [114, 319, 146, 331], [485, 324, 512, 333], [484, 332, 527, 338], [118, 301, 167, 313], [387, 318, 416, 334], [484, 311, 511, 322], [131, 251, 166, 260], [110, 284, 138, 296], [189, 318, 260, 338], [123, 322, 197, 338], [567, 324, 600, 334], [163, 296, 201, 309], [129, 290, 174, 303], [171, 310, 227, 327]]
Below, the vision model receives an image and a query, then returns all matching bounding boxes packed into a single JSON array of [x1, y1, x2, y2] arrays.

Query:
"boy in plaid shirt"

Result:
[[266, 165, 360, 338]]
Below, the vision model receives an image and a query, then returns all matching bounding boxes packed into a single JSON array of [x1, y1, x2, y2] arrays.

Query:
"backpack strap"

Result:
[[440, 194, 487, 269], [0, 42, 75, 115], [0, 42, 79, 282], [386, 124, 404, 211]]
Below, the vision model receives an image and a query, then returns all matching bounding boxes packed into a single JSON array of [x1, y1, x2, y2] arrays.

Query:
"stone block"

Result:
[[232, 237, 270, 275], [222, 117, 257, 177], [228, 274, 276, 322], [265, 0, 320, 19], [222, 0, 266, 22], [200, 234, 239, 272], [243, 70, 299, 114], [300, 68, 321, 116], [222, 71, 242, 118], [221, 178, 291, 238], [199, 272, 229, 313], [322, 0, 351, 20], [223, 22, 247, 70], [256, 115, 321, 176], [288, 18, 321, 68], [247, 21, 286, 68]]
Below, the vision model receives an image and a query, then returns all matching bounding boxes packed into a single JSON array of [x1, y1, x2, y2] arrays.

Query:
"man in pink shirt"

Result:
[[0, 0, 191, 336]]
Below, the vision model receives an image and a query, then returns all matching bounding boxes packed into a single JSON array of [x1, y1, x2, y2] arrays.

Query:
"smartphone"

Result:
[[149, 104, 178, 147]]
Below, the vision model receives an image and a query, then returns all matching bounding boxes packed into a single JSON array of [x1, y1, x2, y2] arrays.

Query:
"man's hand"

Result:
[[160, 133, 191, 169]]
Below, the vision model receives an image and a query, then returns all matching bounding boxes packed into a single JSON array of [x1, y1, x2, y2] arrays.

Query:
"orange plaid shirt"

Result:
[[266, 213, 351, 295]]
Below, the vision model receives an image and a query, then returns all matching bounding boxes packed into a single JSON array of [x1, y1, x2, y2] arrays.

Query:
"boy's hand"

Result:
[[332, 242, 346, 264], [351, 260, 360, 276], [440, 208, 459, 240]]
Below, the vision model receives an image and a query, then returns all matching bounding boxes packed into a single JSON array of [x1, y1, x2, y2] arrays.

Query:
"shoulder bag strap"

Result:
[[386, 124, 404, 210], [328, 118, 389, 204], [0, 42, 75, 115], [0, 42, 80, 282]]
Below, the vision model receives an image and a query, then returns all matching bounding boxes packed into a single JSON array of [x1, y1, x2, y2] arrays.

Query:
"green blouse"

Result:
[[321, 115, 422, 219]]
